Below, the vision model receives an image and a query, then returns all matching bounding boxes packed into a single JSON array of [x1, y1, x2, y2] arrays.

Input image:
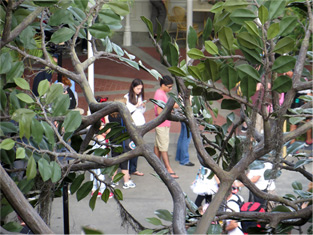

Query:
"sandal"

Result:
[[170, 173, 179, 179], [132, 171, 144, 176]]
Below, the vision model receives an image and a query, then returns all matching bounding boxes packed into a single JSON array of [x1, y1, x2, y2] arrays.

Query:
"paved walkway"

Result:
[[50, 33, 311, 234]]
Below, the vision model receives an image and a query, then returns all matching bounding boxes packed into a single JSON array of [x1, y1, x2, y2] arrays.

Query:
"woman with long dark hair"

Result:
[[124, 78, 146, 176]]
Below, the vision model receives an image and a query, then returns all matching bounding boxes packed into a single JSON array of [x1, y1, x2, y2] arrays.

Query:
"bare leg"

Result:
[[154, 145, 161, 159], [122, 169, 130, 183], [160, 151, 174, 174]]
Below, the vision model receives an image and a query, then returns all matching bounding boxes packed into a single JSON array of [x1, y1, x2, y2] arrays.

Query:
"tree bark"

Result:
[[0, 165, 54, 234]]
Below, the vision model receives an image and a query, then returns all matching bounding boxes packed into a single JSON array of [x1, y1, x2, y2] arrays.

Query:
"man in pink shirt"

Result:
[[154, 75, 179, 179]]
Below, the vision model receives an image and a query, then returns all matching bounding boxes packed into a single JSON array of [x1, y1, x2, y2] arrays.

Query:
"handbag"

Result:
[[190, 167, 218, 195]]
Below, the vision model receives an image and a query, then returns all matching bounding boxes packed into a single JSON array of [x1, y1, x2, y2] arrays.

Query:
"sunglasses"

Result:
[[166, 85, 173, 89]]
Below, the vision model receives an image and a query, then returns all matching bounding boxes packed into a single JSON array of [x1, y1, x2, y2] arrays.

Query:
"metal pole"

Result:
[[186, 0, 193, 63], [63, 182, 70, 234]]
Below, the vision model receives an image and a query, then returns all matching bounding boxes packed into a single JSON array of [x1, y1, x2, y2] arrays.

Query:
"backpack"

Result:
[[239, 201, 266, 233]]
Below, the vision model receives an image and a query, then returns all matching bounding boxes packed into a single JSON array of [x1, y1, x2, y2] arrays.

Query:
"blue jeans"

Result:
[[175, 122, 192, 165]]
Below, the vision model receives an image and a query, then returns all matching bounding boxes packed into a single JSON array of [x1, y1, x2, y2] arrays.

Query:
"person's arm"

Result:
[[226, 220, 239, 232]]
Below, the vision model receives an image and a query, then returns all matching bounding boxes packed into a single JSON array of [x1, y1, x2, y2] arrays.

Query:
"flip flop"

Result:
[[132, 171, 144, 176], [170, 173, 179, 179]]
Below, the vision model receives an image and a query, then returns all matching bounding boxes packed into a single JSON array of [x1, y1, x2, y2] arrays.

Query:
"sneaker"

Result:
[[183, 162, 195, 167], [241, 125, 247, 133], [123, 180, 136, 189], [109, 192, 114, 199], [110, 181, 119, 188]]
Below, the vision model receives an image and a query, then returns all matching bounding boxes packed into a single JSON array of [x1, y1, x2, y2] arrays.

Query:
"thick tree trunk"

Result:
[[0, 165, 54, 234]]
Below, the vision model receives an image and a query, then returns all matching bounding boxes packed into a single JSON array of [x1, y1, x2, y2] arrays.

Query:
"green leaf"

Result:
[[31, 118, 44, 144], [187, 48, 204, 60], [224, 0, 249, 11], [237, 32, 260, 49], [0, 139, 15, 150], [0, 122, 18, 134], [292, 181, 302, 190], [218, 27, 234, 51], [52, 94, 69, 116], [16, 93, 34, 104], [89, 23, 111, 39], [11, 108, 36, 140], [0, 89, 7, 111], [204, 59, 219, 82], [74, 0, 88, 10], [50, 161, 62, 183], [50, 27, 75, 44], [81, 226, 103, 234], [38, 158, 52, 182], [267, 23, 280, 39], [155, 209, 173, 221], [272, 56, 296, 73], [101, 188, 111, 203], [70, 174, 85, 194], [16, 147, 25, 159], [62, 110, 82, 133], [240, 47, 262, 64], [14, 78, 30, 90], [33, 0, 58, 7], [146, 217, 163, 226], [89, 188, 98, 211], [7, 61, 24, 83], [167, 43, 179, 66], [114, 188, 123, 200], [139, 229, 154, 234], [38, 79, 50, 97], [46, 83, 63, 104], [221, 65, 238, 91], [210, 1, 224, 13], [168, 67, 186, 77], [244, 21, 259, 37], [107, 2, 129, 16], [113, 172, 124, 183], [272, 75, 292, 93], [258, 5, 268, 25], [188, 66, 202, 80], [202, 17, 212, 41], [221, 99, 241, 110], [289, 117, 305, 125], [268, 0, 286, 20], [0, 52, 12, 74], [41, 121, 55, 147], [240, 76, 257, 98], [49, 9, 73, 26], [141, 16, 153, 34], [273, 37, 295, 55], [279, 16, 298, 37], [26, 155, 37, 180], [229, 9, 256, 25], [294, 159, 313, 169], [76, 181, 93, 201], [272, 205, 292, 212], [188, 26, 197, 49], [2, 222, 23, 233], [205, 41, 219, 55], [236, 64, 260, 82]]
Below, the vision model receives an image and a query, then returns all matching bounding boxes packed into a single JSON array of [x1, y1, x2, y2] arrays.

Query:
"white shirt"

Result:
[[248, 162, 276, 191], [226, 194, 244, 235], [124, 93, 146, 126]]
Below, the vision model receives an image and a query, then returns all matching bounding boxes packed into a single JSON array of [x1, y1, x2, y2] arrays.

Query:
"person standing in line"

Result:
[[108, 98, 136, 189], [124, 78, 146, 177], [224, 188, 244, 235], [175, 121, 194, 166], [235, 161, 276, 210], [90, 97, 113, 198], [150, 0, 167, 37], [154, 75, 179, 179]]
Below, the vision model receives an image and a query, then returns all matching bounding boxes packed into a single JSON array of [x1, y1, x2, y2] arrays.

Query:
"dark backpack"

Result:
[[239, 202, 266, 233]]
